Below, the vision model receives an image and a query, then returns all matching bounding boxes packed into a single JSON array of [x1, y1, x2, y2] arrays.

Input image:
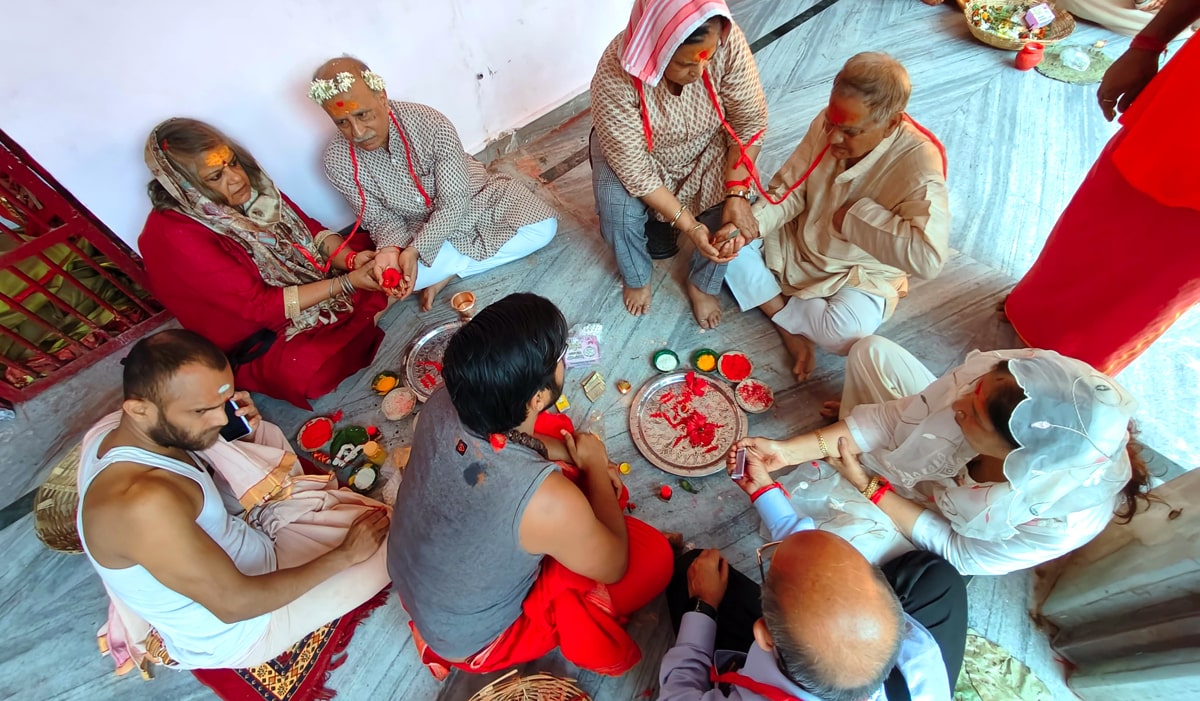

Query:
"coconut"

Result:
[[381, 387, 417, 421]]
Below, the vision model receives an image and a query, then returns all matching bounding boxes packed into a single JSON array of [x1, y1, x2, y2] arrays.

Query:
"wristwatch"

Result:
[[688, 596, 718, 621]]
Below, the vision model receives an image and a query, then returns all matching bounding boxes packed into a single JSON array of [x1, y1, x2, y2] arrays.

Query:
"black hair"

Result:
[[761, 566, 903, 701], [680, 16, 725, 45], [987, 361, 1027, 449], [442, 293, 568, 437], [122, 329, 230, 404]]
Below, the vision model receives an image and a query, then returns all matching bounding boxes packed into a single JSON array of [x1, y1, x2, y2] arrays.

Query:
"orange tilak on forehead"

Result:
[[694, 48, 710, 61], [203, 145, 234, 168], [330, 100, 360, 117]]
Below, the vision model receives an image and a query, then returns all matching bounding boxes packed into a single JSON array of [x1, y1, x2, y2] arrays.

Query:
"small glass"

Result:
[[450, 291, 476, 321]]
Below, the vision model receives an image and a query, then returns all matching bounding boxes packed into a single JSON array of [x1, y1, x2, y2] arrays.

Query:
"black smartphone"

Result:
[[731, 448, 747, 480], [220, 399, 252, 442]]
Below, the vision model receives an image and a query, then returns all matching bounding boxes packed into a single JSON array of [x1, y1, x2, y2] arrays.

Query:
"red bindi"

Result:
[[336, 100, 344, 107], [698, 49, 709, 60]]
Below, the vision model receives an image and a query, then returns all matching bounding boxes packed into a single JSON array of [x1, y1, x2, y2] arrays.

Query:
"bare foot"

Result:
[[686, 282, 722, 329], [819, 400, 840, 423], [417, 277, 453, 312], [661, 530, 685, 554], [777, 328, 816, 382], [623, 285, 651, 316]]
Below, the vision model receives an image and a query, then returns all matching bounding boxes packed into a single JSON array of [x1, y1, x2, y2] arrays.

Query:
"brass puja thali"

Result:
[[628, 371, 747, 477], [402, 320, 463, 402]]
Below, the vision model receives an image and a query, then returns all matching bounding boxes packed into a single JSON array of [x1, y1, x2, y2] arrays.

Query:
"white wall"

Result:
[[2, 0, 629, 249]]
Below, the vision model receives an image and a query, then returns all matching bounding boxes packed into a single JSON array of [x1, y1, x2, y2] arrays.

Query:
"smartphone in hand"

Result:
[[731, 447, 747, 480], [220, 399, 252, 442]]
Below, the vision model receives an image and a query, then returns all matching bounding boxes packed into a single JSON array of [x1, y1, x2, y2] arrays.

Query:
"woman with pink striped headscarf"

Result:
[[590, 0, 767, 329]]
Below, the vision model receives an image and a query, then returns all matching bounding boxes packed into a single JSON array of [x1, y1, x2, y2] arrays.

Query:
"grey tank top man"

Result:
[[388, 389, 558, 659]]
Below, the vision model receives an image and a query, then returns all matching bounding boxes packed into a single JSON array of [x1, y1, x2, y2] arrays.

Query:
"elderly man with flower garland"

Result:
[[717, 52, 950, 384], [309, 56, 558, 311]]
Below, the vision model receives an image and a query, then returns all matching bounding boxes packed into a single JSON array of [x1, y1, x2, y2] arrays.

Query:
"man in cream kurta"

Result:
[[722, 53, 949, 381]]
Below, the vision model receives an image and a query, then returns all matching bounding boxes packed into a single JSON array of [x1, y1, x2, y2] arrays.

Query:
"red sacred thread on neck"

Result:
[[389, 111, 433, 209], [699, 69, 828, 206]]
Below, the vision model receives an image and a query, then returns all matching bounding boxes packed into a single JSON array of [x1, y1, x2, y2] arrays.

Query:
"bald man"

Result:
[[308, 56, 558, 312], [658, 448, 966, 701]]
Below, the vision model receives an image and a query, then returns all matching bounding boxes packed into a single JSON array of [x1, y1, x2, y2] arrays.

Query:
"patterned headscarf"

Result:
[[863, 349, 1136, 541], [144, 128, 351, 339], [620, 0, 731, 86]]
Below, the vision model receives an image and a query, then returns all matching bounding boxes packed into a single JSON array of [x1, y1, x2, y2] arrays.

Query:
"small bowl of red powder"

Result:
[[735, 378, 774, 414], [718, 351, 753, 383], [297, 417, 334, 452]]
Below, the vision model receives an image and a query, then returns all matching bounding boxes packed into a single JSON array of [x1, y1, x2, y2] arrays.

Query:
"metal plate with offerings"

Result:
[[628, 371, 747, 477], [402, 320, 463, 402]]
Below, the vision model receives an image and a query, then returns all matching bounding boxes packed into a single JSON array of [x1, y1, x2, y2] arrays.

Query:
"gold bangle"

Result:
[[283, 285, 301, 320], [860, 476, 881, 500], [814, 428, 830, 459], [670, 205, 687, 229]]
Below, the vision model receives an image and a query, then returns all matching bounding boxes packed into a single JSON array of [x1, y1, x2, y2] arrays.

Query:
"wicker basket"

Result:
[[468, 670, 590, 701], [33, 443, 84, 554], [964, 2, 1076, 50]]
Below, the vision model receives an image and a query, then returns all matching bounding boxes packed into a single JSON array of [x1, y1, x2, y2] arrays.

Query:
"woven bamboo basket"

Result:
[[467, 670, 591, 701], [964, 2, 1076, 50], [33, 443, 84, 554]]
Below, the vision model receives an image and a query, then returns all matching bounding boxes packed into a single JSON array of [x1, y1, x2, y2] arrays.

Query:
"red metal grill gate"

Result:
[[0, 128, 168, 404]]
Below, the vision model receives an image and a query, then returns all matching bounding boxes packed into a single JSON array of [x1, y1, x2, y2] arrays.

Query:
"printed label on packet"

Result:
[[555, 394, 571, 412]]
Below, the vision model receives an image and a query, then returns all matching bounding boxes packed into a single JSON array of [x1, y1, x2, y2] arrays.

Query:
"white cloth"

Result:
[[1056, 0, 1195, 38], [724, 239, 886, 354], [755, 112, 949, 320], [783, 336, 1130, 576], [78, 412, 391, 670], [412, 217, 556, 291]]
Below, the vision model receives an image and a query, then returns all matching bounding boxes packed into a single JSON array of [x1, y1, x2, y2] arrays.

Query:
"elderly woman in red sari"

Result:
[[590, 0, 768, 328], [138, 118, 389, 409]]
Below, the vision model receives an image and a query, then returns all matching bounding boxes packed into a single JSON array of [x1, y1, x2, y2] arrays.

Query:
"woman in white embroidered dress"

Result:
[[732, 336, 1151, 576]]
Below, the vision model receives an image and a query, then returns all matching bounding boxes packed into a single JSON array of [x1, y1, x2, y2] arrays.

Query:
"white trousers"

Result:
[[412, 217, 557, 291], [724, 239, 886, 356], [839, 335, 937, 419]]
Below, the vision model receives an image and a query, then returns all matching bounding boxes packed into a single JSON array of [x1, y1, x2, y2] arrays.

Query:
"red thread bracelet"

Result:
[[1130, 34, 1167, 54], [345, 251, 357, 271], [869, 479, 894, 505], [724, 177, 752, 189], [750, 482, 786, 503]]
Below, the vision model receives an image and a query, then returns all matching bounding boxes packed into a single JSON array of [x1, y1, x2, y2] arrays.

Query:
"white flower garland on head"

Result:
[[307, 70, 388, 105], [308, 71, 355, 104], [362, 70, 387, 93]]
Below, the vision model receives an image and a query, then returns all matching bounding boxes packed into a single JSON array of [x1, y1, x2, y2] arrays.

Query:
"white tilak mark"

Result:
[[218, 384, 231, 394]]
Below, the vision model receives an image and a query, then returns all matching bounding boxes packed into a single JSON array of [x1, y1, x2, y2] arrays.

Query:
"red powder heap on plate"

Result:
[[298, 417, 334, 451], [719, 352, 752, 382]]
